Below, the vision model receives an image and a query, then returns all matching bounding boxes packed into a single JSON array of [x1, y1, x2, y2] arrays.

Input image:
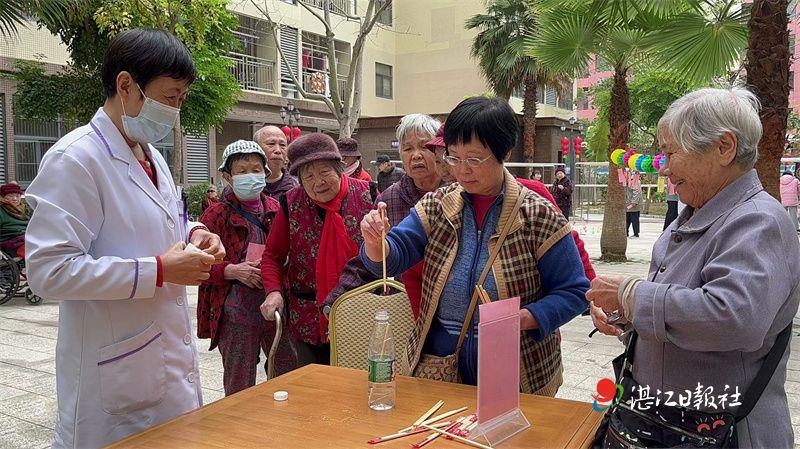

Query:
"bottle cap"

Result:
[[273, 390, 288, 401], [374, 310, 389, 321]]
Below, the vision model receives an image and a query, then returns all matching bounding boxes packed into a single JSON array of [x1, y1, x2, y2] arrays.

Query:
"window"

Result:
[[789, 71, 795, 91], [301, 32, 350, 98], [375, 62, 393, 99], [577, 87, 590, 110], [558, 87, 574, 110], [790, 34, 796, 60], [13, 116, 78, 184], [545, 86, 557, 106], [376, 0, 392, 26]]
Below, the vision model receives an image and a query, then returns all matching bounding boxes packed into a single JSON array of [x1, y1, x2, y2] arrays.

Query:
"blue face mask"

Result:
[[232, 173, 266, 201], [121, 84, 180, 144]]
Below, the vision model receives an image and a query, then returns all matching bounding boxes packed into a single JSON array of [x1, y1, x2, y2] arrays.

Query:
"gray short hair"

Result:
[[396, 114, 441, 144], [657, 88, 762, 168]]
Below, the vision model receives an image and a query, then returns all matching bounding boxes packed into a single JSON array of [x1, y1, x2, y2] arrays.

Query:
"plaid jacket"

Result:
[[410, 170, 571, 393]]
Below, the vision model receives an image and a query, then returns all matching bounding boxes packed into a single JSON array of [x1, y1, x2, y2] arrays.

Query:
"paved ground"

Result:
[[1, 217, 798, 448]]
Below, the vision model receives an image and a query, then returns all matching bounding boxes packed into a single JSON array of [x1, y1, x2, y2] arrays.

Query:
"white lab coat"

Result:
[[25, 108, 204, 449]]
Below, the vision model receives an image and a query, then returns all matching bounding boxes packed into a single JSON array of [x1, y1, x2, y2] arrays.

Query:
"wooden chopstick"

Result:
[[380, 208, 388, 295], [367, 421, 452, 444], [420, 424, 494, 449], [421, 406, 469, 426], [476, 285, 492, 304], [414, 400, 444, 427], [400, 406, 469, 433], [413, 416, 468, 448]]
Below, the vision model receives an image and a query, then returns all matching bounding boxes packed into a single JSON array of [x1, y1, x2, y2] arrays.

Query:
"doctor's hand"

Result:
[[360, 202, 391, 262], [261, 291, 284, 321], [224, 261, 262, 289], [161, 242, 215, 286], [190, 228, 226, 262]]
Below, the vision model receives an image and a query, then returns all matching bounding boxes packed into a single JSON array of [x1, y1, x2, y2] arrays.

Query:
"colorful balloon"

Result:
[[628, 154, 642, 170], [610, 149, 626, 164], [634, 155, 647, 172]]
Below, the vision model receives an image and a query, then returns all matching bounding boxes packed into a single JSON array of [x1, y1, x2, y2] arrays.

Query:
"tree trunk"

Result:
[[745, 0, 789, 200], [600, 66, 630, 262], [170, 125, 184, 185], [523, 74, 537, 178]]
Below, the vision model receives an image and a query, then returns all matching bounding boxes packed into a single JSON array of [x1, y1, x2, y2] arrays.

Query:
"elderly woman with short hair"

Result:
[[260, 133, 374, 367], [588, 88, 800, 448], [360, 96, 589, 395]]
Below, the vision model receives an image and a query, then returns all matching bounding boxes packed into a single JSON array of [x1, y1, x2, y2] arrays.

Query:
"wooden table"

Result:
[[108, 365, 603, 449]]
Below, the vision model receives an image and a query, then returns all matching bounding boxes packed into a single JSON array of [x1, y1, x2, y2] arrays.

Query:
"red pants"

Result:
[[216, 312, 297, 396]]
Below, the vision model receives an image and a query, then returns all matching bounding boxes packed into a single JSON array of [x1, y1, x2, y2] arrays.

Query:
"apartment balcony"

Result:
[[302, 67, 348, 99], [305, 0, 351, 16], [226, 52, 276, 94]]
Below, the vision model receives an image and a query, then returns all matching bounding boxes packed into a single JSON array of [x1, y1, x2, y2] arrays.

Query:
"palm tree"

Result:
[[745, 0, 790, 199], [466, 0, 570, 168], [529, 0, 747, 261], [0, 0, 72, 37]]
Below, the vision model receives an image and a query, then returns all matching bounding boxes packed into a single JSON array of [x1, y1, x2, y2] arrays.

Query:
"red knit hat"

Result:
[[0, 183, 23, 196], [288, 133, 342, 176], [336, 137, 361, 158], [425, 123, 446, 150]]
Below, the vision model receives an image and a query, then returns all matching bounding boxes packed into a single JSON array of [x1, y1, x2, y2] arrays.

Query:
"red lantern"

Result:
[[573, 137, 583, 157], [292, 127, 302, 140], [280, 125, 291, 140], [561, 137, 570, 157]]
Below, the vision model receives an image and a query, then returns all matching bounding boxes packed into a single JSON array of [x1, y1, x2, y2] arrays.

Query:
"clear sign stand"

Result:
[[471, 296, 530, 446]]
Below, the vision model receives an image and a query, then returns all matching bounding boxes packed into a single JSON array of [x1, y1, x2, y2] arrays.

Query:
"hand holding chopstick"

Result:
[[380, 207, 388, 295]]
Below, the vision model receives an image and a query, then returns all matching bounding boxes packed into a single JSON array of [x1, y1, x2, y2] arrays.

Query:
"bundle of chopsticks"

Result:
[[367, 401, 490, 448]]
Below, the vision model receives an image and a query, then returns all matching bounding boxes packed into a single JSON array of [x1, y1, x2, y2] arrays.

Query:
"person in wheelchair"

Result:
[[0, 183, 29, 258]]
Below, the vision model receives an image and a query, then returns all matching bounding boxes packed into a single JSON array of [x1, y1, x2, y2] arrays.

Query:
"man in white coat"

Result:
[[24, 29, 225, 448]]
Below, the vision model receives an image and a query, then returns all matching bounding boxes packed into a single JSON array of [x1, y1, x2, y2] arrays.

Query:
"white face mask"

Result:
[[231, 173, 267, 201], [121, 84, 180, 143]]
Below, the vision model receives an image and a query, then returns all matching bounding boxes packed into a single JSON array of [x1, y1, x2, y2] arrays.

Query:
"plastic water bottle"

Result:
[[368, 310, 396, 410]]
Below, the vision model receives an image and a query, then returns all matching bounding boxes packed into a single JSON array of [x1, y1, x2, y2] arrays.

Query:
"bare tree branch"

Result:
[[250, 0, 337, 115], [297, 0, 333, 35], [321, 0, 344, 112], [328, 0, 360, 20]]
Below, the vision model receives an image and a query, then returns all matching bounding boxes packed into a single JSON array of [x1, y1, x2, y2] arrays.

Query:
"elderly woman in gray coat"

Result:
[[587, 88, 800, 449]]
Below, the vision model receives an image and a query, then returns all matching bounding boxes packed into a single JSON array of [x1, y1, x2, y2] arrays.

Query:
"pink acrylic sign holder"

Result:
[[472, 296, 530, 446]]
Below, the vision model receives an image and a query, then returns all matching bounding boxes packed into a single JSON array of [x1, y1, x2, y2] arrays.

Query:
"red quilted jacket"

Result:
[[197, 188, 280, 350]]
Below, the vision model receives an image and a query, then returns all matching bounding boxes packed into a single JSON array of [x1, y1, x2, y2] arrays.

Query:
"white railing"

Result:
[[226, 52, 276, 94], [305, 0, 351, 15], [301, 68, 348, 99]]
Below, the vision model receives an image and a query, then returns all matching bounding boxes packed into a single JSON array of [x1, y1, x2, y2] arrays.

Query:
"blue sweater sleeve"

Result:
[[360, 209, 427, 277], [524, 235, 589, 341]]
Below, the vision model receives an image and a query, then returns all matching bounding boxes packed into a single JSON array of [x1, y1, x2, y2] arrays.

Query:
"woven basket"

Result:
[[328, 279, 415, 375]]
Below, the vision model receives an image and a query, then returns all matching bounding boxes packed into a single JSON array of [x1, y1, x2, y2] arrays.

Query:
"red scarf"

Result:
[[311, 175, 360, 308]]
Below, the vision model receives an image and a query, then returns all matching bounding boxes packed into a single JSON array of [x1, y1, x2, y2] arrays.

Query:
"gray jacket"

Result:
[[630, 170, 799, 448]]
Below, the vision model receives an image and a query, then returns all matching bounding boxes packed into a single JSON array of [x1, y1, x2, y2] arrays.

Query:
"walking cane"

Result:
[[267, 310, 282, 380]]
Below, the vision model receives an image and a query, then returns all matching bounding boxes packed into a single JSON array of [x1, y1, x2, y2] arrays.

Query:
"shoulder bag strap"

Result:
[[734, 323, 792, 421], [454, 192, 526, 355], [228, 201, 269, 235]]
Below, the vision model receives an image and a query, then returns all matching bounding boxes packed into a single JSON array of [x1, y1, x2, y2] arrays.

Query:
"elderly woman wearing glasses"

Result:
[[359, 96, 589, 395]]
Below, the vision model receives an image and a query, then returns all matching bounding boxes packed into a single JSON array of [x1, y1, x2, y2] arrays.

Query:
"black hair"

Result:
[[222, 153, 267, 174], [443, 96, 519, 162], [102, 29, 196, 98]]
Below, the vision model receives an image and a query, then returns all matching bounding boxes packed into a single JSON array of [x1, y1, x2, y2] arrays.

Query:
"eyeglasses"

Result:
[[443, 155, 493, 167]]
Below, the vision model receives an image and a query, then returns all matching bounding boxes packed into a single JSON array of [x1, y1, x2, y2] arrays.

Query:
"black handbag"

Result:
[[592, 323, 792, 448]]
